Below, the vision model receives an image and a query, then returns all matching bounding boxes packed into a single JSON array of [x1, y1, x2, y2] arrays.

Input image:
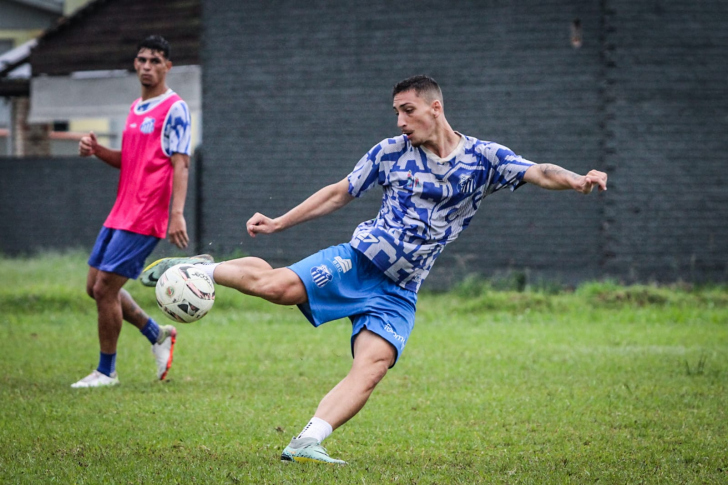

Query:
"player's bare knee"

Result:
[[92, 280, 116, 301], [352, 356, 390, 390], [364, 362, 390, 392], [369, 360, 390, 386]]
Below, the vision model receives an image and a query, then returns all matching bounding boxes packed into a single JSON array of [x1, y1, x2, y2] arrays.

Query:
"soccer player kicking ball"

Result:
[[142, 75, 607, 463], [71, 36, 198, 388]]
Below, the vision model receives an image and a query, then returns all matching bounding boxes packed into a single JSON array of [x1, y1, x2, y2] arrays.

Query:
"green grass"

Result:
[[1, 252, 727, 484]]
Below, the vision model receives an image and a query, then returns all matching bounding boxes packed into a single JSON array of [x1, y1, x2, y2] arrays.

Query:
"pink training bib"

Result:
[[104, 93, 182, 238]]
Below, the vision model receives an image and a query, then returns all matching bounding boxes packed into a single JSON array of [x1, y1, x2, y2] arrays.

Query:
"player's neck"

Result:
[[140, 83, 169, 101], [421, 122, 459, 159]]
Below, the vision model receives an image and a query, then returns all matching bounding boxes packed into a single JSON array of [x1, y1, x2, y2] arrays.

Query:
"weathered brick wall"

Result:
[[201, 0, 607, 288], [3, 0, 726, 287], [0, 158, 117, 254], [601, 0, 728, 282], [0, 157, 199, 260]]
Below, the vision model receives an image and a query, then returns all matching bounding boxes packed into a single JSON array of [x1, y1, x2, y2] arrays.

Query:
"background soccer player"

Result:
[[143, 75, 607, 462], [71, 35, 196, 388]]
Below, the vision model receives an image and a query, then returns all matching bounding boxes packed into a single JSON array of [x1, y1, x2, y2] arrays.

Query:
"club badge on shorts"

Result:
[[311, 264, 333, 288]]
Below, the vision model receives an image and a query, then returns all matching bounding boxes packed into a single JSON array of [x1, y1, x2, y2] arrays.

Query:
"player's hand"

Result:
[[79, 131, 98, 157], [246, 212, 280, 237], [575, 169, 608, 194], [168, 213, 189, 248]]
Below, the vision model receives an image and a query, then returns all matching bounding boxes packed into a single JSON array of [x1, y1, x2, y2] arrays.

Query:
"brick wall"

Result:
[[2, 0, 726, 286], [0, 158, 116, 254], [201, 0, 608, 288], [601, 0, 728, 282], [0, 157, 199, 260]]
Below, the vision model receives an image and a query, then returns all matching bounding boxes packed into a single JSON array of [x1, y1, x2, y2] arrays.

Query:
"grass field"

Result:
[[1, 252, 727, 484]]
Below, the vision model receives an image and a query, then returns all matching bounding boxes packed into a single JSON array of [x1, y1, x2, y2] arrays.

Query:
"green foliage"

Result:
[[1, 253, 727, 483]]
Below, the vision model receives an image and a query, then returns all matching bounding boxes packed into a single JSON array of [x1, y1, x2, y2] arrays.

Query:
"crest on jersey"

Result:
[[311, 264, 333, 288], [459, 173, 476, 194], [140, 117, 156, 134]]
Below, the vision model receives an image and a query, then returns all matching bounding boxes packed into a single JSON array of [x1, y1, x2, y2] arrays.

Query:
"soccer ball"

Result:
[[155, 264, 215, 323]]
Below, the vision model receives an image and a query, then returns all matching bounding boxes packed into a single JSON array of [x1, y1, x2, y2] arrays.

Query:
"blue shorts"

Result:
[[88, 227, 160, 279], [288, 243, 418, 366]]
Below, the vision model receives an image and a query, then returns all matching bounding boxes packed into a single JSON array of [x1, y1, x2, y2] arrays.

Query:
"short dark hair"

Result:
[[392, 75, 443, 103], [137, 35, 171, 60]]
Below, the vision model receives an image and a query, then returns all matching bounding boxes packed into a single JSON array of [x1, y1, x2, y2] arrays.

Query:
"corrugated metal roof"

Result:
[[7, 0, 63, 14], [0, 38, 36, 78]]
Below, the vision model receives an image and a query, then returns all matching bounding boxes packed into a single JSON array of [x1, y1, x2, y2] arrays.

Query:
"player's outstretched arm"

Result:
[[523, 163, 608, 194], [247, 178, 354, 237], [78, 131, 122, 168]]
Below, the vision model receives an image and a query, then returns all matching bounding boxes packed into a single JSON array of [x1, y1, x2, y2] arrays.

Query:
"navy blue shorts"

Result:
[[88, 227, 160, 279], [288, 243, 417, 366]]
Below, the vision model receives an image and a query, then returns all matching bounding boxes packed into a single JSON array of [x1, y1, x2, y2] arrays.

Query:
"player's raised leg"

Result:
[[117, 288, 177, 380], [211, 258, 307, 305], [141, 255, 308, 305]]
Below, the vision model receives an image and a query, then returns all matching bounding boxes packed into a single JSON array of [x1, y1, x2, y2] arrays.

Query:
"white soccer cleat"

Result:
[[152, 325, 177, 380], [71, 370, 120, 388], [280, 437, 347, 464]]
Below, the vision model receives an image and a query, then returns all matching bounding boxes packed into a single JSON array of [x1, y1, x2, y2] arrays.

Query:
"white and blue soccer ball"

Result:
[[155, 264, 215, 323]]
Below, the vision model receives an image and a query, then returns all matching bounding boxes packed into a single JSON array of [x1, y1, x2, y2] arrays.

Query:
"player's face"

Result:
[[134, 48, 171, 88], [393, 90, 438, 147]]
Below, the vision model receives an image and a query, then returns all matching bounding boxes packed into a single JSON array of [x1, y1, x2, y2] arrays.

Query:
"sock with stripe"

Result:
[[296, 417, 333, 443], [140, 318, 160, 345]]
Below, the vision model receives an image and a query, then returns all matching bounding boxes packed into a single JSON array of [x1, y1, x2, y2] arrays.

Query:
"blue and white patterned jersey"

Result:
[[348, 134, 534, 292], [134, 89, 191, 156]]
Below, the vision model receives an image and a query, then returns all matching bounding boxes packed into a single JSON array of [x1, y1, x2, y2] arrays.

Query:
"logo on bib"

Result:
[[140, 117, 155, 134], [311, 264, 333, 288]]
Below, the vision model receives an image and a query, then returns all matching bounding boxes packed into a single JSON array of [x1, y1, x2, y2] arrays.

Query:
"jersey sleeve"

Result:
[[162, 100, 192, 157], [482, 142, 535, 193], [347, 140, 389, 197]]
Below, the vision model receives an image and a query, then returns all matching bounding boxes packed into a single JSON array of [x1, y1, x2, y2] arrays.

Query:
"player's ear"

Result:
[[431, 99, 443, 117]]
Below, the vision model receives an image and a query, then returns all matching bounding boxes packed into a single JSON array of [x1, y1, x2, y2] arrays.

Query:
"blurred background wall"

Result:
[[1, 0, 727, 287], [199, 0, 728, 286]]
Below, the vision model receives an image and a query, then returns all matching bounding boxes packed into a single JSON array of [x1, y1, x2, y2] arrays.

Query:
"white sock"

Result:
[[296, 417, 333, 443], [195, 262, 220, 283]]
